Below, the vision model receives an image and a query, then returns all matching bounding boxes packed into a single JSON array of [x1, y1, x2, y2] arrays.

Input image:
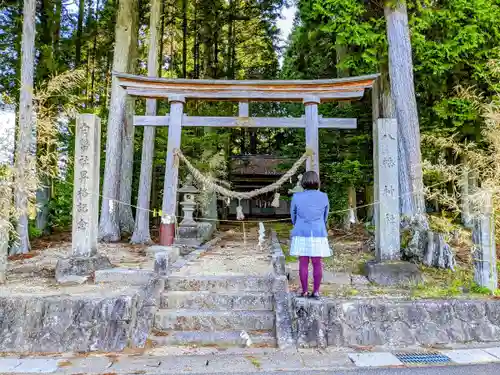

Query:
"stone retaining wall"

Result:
[[0, 278, 163, 353], [293, 297, 500, 348]]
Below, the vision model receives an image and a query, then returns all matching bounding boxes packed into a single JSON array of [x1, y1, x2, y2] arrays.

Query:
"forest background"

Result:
[[1, 0, 500, 254]]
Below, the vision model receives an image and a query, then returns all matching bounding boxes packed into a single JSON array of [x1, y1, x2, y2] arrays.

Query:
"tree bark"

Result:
[[118, 95, 137, 235], [118, 19, 139, 236], [76, 0, 85, 66], [459, 155, 472, 227], [384, 0, 426, 220], [226, 0, 234, 79], [90, 0, 100, 107], [0, 105, 15, 283], [131, 0, 162, 244], [336, 41, 358, 228], [98, 0, 138, 242], [35, 0, 56, 234], [158, 0, 166, 76], [193, 0, 200, 79], [365, 184, 374, 222], [380, 66, 396, 118], [53, 0, 62, 56], [11, 0, 36, 255], [0, 178, 9, 283], [182, 0, 188, 78]]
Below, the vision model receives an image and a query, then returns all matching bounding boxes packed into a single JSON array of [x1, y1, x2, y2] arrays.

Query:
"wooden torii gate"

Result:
[[115, 73, 379, 247]]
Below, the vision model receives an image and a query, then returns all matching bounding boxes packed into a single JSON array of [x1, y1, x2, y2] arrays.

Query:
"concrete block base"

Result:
[[55, 254, 112, 284]]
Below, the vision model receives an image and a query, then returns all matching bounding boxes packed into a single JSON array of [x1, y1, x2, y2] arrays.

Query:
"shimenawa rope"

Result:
[[174, 148, 312, 219]]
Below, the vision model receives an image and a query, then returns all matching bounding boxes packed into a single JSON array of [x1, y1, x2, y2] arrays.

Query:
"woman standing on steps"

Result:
[[290, 170, 332, 299]]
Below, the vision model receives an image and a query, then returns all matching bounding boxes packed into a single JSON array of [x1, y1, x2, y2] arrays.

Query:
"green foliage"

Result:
[[48, 178, 74, 230], [470, 283, 495, 295], [323, 160, 365, 223], [428, 214, 461, 234], [410, 0, 500, 139], [411, 266, 473, 298], [281, 0, 500, 226], [28, 224, 43, 239]]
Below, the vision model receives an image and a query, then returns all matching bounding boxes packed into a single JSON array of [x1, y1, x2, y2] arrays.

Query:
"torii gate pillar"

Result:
[[304, 96, 320, 176], [160, 95, 185, 246]]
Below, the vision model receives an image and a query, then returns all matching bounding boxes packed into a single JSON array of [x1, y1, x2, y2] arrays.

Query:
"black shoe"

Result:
[[297, 291, 310, 298], [309, 292, 321, 300]]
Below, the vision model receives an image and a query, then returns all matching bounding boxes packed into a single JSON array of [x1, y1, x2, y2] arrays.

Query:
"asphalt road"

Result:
[[177, 364, 500, 375]]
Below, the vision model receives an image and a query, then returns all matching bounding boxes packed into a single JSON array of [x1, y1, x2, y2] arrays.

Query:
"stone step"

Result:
[[161, 291, 274, 310], [150, 330, 277, 348], [154, 309, 275, 331], [166, 275, 273, 293]]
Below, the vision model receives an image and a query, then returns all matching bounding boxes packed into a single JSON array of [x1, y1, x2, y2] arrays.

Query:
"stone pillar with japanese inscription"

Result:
[[374, 118, 400, 261], [472, 191, 498, 291], [72, 114, 101, 256], [55, 114, 111, 283]]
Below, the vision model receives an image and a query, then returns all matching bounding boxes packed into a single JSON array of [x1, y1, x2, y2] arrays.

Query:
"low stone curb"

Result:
[[270, 229, 286, 276], [292, 297, 500, 348], [4, 346, 500, 374], [269, 228, 295, 350]]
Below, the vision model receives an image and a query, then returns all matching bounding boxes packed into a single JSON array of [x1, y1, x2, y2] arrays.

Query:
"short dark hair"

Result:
[[301, 170, 320, 190]]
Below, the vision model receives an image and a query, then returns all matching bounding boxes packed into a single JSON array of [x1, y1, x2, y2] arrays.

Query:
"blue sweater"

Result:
[[290, 190, 329, 238]]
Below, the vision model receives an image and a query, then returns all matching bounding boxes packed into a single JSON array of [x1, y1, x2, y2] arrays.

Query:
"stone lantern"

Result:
[[178, 174, 198, 226], [177, 175, 201, 246], [288, 174, 304, 194]]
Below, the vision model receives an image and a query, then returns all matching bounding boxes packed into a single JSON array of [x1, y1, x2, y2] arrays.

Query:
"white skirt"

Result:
[[289, 236, 332, 258]]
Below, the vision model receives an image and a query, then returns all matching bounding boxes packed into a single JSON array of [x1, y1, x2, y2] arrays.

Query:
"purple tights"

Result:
[[299, 256, 323, 294]]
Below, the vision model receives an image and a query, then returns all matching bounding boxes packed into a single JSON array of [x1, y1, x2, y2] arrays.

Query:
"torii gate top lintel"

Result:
[[115, 71, 381, 247], [114, 72, 379, 102]]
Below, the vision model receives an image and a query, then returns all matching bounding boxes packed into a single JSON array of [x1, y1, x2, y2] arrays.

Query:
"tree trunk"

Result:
[[131, 0, 162, 244], [118, 95, 137, 235], [0, 178, 9, 283], [213, 15, 219, 78], [204, 129, 218, 232], [336, 41, 358, 228], [344, 186, 357, 229], [104, 51, 111, 110], [380, 66, 395, 118], [365, 184, 374, 222], [11, 0, 36, 255], [0, 105, 15, 283], [385, 0, 426, 221], [76, 0, 85, 66], [98, 0, 138, 242], [36, 0, 63, 235], [35, 0, 55, 234], [90, 0, 100, 107], [467, 168, 478, 228], [193, 0, 200, 79], [158, 0, 165, 76], [35, 185, 50, 233], [53, 0, 62, 56], [460, 156, 472, 227], [182, 0, 188, 78], [226, 0, 234, 79], [118, 20, 139, 236]]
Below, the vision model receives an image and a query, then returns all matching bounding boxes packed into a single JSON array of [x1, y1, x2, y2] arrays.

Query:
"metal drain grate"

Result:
[[395, 352, 452, 365]]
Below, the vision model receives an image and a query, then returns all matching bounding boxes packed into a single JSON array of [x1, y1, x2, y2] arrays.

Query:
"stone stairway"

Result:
[[151, 275, 277, 348]]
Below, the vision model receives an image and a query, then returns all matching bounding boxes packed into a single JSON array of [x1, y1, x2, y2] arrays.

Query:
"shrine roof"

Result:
[[230, 155, 293, 176], [114, 72, 379, 102]]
